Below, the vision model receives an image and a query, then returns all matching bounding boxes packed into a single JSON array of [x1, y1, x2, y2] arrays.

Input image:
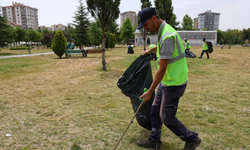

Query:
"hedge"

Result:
[[9, 47, 34, 50]]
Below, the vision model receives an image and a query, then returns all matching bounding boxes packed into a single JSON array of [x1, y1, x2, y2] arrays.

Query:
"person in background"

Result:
[[198, 38, 209, 59], [184, 38, 191, 51], [137, 7, 201, 150]]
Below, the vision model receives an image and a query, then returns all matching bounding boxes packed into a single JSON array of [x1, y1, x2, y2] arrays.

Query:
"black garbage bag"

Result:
[[185, 50, 196, 58], [117, 54, 154, 130]]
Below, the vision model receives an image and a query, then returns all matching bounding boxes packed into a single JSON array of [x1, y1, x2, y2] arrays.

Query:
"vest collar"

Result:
[[157, 21, 167, 41]]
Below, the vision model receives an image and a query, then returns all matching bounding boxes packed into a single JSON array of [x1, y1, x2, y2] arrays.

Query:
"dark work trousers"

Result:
[[200, 50, 209, 58], [149, 83, 198, 143]]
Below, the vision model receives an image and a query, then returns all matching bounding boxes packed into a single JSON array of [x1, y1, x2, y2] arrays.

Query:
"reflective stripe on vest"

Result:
[[158, 31, 185, 65]]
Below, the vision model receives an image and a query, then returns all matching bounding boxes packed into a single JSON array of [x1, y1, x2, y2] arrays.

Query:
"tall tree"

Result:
[[120, 18, 134, 45], [215, 29, 225, 44], [73, 0, 89, 48], [182, 14, 193, 30], [0, 7, 12, 47], [87, 0, 121, 71], [141, 0, 152, 10], [89, 22, 102, 49], [15, 27, 26, 43], [154, 0, 173, 24], [140, 0, 152, 50], [169, 14, 180, 30], [65, 23, 75, 43], [242, 28, 250, 43]]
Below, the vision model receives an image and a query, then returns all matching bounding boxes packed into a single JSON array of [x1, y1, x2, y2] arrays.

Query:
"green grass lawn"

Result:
[[0, 45, 249, 150]]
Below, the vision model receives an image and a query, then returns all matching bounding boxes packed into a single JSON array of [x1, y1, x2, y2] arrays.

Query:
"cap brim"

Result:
[[137, 20, 146, 29]]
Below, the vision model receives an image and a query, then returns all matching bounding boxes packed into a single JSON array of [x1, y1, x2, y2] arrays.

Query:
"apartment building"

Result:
[[120, 11, 137, 28], [197, 10, 220, 31], [193, 17, 198, 30], [2, 2, 39, 30], [51, 24, 66, 31]]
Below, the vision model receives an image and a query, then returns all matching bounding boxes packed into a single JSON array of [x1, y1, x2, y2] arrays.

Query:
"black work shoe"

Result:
[[198, 57, 202, 59], [137, 139, 162, 149], [183, 137, 201, 150]]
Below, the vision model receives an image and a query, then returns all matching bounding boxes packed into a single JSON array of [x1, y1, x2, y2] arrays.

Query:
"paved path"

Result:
[[0, 52, 54, 59], [0, 47, 98, 59]]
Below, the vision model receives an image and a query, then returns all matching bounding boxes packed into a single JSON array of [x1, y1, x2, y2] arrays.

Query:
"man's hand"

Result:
[[139, 90, 153, 103], [142, 49, 151, 56], [142, 46, 157, 56]]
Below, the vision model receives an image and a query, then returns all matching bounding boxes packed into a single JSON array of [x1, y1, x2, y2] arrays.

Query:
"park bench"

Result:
[[84, 49, 102, 57], [65, 49, 85, 58], [65, 49, 102, 58]]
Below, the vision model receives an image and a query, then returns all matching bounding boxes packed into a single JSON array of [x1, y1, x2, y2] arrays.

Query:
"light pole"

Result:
[[27, 19, 30, 54]]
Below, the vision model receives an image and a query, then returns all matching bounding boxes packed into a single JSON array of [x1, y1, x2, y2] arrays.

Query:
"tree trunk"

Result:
[[102, 36, 107, 71]]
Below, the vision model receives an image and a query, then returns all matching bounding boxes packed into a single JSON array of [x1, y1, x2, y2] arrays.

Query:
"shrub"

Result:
[[51, 29, 67, 58], [9, 47, 34, 50]]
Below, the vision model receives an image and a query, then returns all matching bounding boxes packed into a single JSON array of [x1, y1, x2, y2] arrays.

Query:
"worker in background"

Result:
[[184, 38, 191, 51], [198, 38, 209, 59]]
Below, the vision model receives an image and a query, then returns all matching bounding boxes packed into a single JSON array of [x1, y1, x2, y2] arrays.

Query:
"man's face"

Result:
[[143, 17, 157, 33]]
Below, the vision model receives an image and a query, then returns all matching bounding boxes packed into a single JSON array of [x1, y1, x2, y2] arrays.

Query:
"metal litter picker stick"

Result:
[[114, 88, 148, 150]]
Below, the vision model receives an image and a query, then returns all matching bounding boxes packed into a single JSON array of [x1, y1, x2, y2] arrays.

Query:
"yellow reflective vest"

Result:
[[157, 23, 188, 86]]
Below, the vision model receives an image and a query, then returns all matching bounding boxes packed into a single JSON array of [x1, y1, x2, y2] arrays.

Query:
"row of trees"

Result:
[[1, 0, 250, 70]]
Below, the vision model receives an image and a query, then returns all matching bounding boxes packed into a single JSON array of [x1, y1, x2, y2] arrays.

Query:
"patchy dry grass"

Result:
[[0, 45, 249, 150]]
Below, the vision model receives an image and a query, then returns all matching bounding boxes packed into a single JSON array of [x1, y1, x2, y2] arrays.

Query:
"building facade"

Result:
[[198, 10, 220, 31], [134, 30, 217, 47], [2, 2, 39, 30], [51, 24, 66, 31], [120, 11, 137, 28], [193, 18, 198, 30]]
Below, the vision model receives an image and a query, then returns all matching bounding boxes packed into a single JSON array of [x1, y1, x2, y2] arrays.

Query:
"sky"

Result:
[[1, 0, 249, 31]]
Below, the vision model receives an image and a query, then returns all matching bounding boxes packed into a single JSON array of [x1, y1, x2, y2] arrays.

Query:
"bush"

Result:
[[9, 47, 33, 50], [51, 29, 67, 58]]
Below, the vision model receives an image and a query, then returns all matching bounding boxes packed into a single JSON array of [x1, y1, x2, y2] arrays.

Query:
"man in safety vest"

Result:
[[137, 7, 201, 150], [198, 38, 209, 59], [184, 38, 191, 51]]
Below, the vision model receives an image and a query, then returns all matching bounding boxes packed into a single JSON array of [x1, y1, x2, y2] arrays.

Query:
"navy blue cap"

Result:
[[203, 38, 206, 41], [138, 7, 156, 29]]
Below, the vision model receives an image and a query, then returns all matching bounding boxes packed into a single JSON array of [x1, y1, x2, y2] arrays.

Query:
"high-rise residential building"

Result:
[[197, 10, 220, 31], [193, 18, 198, 30], [2, 2, 39, 30], [120, 11, 137, 28]]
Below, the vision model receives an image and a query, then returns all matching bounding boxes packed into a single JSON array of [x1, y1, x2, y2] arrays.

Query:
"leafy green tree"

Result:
[[15, 27, 26, 44], [73, 0, 89, 47], [154, 0, 173, 24], [169, 14, 180, 30], [215, 29, 224, 44], [65, 23, 75, 43], [120, 18, 134, 45], [87, 0, 120, 71], [242, 28, 250, 43], [105, 31, 112, 50], [41, 29, 54, 48], [51, 29, 67, 58], [141, 0, 152, 10], [182, 14, 193, 30], [0, 9, 12, 46], [26, 28, 38, 42], [89, 22, 102, 49], [224, 29, 234, 44]]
